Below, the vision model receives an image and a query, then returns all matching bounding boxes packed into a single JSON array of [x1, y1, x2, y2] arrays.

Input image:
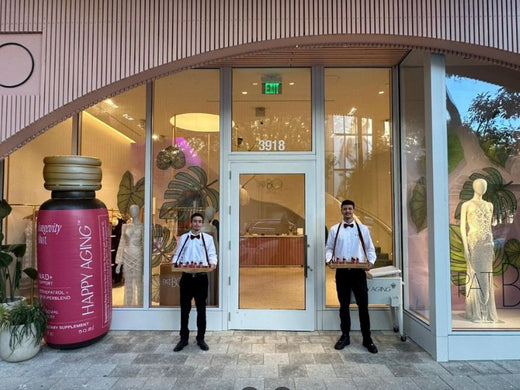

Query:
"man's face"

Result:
[[341, 204, 355, 222], [191, 217, 203, 233]]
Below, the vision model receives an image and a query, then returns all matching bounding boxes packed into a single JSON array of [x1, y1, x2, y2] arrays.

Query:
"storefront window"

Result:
[[83, 86, 146, 307], [446, 56, 520, 329], [232, 68, 311, 152], [400, 52, 430, 322], [153, 70, 220, 307], [5, 119, 73, 299], [324, 68, 393, 307]]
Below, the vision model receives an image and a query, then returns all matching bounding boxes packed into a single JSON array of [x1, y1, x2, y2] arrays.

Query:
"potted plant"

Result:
[[0, 199, 37, 306], [0, 299, 48, 362]]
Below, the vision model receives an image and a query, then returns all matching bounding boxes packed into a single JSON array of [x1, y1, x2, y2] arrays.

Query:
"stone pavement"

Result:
[[2, 330, 520, 389]]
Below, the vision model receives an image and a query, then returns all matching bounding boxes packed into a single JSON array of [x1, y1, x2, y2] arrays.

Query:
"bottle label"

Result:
[[37, 208, 112, 345]]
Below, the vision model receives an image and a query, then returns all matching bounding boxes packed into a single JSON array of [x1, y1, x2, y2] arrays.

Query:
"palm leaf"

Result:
[[504, 239, 520, 269], [159, 166, 219, 221], [117, 171, 145, 215], [449, 224, 467, 286], [151, 224, 177, 268], [454, 167, 517, 222], [409, 177, 427, 232]]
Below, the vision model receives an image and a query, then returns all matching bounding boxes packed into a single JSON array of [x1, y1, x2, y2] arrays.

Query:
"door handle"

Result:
[[303, 235, 309, 278]]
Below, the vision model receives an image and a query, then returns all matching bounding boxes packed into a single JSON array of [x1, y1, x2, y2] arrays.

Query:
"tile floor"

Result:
[[2, 330, 520, 389]]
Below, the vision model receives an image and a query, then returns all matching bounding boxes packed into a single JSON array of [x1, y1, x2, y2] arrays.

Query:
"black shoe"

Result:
[[363, 341, 378, 354], [197, 339, 209, 351], [173, 339, 188, 352], [334, 334, 350, 350]]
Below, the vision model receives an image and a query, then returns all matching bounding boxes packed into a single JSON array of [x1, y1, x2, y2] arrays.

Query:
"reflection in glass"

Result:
[[324, 68, 393, 307], [239, 174, 306, 309], [446, 56, 520, 330], [232, 68, 311, 152], [82, 86, 146, 308], [153, 70, 220, 308], [400, 52, 429, 322]]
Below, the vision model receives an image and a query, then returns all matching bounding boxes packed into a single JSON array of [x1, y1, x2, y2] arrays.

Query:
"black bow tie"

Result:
[[344, 223, 354, 228], [190, 234, 200, 240]]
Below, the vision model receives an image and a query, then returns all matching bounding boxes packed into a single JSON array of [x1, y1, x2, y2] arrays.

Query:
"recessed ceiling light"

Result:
[[252, 82, 258, 86], [289, 82, 295, 86], [152, 134, 159, 140], [378, 90, 385, 95], [122, 113, 134, 121], [241, 91, 248, 95]]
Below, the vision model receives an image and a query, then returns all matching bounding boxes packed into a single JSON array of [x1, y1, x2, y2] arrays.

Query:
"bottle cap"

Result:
[[43, 155, 102, 191]]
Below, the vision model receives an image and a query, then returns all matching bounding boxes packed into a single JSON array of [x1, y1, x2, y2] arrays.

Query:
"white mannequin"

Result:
[[460, 178, 499, 322], [115, 205, 144, 306]]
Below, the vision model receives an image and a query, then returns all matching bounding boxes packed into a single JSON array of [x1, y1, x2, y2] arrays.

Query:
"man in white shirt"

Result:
[[325, 199, 378, 353], [172, 213, 217, 352]]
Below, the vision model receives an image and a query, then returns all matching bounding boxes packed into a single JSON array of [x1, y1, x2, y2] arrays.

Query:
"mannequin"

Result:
[[115, 205, 144, 306], [460, 178, 499, 322]]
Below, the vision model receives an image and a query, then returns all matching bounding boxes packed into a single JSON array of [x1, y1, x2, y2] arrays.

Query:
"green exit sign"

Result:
[[262, 82, 282, 95]]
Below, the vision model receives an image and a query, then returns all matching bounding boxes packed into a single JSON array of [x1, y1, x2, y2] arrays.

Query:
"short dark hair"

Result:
[[341, 199, 355, 209], [191, 212, 204, 222]]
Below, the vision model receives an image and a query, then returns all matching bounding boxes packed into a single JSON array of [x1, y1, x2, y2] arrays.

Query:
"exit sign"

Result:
[[262, 82, 282, 95]]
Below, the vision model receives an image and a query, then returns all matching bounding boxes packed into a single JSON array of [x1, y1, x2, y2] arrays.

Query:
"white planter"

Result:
[[0, 324, 41, 362]]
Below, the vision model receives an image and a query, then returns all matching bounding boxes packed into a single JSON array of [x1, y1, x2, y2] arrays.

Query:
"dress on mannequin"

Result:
[[460, 178, 499, 323], [115, 205, 144, 306]]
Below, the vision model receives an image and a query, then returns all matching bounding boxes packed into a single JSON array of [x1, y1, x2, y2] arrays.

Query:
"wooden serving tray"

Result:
[[328, 262, 368, 269], [170, 265, 211, 273]]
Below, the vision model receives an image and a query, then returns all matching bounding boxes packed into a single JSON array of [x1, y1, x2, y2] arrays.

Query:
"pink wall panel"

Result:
[[0, 0, 519, 155]]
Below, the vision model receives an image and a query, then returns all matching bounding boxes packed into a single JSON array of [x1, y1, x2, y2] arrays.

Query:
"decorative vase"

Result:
[[0, 324, 41, 362]]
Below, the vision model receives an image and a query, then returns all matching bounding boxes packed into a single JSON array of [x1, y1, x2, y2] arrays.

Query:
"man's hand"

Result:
[[209, 264, 217, 271], [365, 262, 374, 270]]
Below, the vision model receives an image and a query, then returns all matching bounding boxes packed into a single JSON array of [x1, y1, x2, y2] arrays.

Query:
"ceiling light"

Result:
[[378, 90, 385, 95], [252, 82, 258, 86], [104, 98, 118, 108], [170, 113, 220, 132], [289, 82, 295, 86], [152, 134, 159, 140], [241, 91, 248, 95], [122, 113, 134, 121], [347, 107, 357, 116]]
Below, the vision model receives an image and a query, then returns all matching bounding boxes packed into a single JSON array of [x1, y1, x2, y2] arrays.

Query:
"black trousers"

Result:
[[179, 272, 208, 341], [335, 268, 371, 342]]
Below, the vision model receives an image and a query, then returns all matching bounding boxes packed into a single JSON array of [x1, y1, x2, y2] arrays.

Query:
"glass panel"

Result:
[[239, 173, 305, 309], [83, 86, 146, 308], [324, 68, 393, 307], [5, 120, 72, 300], [153, 69, 220, 308], [232, 68, 311, 152], [446, 56, 520, 330], [400, 52, 429, 322]]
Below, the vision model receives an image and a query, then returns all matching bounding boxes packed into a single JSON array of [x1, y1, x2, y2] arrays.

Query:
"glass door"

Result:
[[229, 161, 315, 330]]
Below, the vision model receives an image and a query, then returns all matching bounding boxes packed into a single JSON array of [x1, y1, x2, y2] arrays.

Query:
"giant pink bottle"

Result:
[[37, 156, 112, 349]]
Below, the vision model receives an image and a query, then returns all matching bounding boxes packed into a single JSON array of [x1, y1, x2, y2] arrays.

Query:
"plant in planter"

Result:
[[0, 299, 48, 362], [0, 199, 38, 305]]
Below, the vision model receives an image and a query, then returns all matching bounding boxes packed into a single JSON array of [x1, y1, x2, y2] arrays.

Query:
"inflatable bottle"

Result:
[[37, 156, 112, 349]]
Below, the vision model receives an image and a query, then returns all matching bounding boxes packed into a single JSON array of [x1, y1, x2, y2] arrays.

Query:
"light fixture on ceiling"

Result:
[[169, 113, 235, 132], [104, 98, 119, 108], [378, 90, 385, 95]]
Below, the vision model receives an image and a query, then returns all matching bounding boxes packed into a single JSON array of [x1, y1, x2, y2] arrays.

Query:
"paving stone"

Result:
[[358, 362, 394, 377], [250, 364, 279, 378], [289, 352, 315, 364], [437, 375, 486, 390], [279, 364, 308, 378], [411, 376, 451, 389], [238, 353, 264, 365], [496, 360, 520, 373], [294, 377, 327, 389], [252, 343, 276, 353], [211, 353, 239, 366], [299, 343, 324, 353], [305, 363, 336, 378], [439, 361, 482, 376], [228, 343, 253, 354], [468, 360, 511, 374], [111, 377, 148, 389], [470, 374, 518, 389], [276, 343, 302, 353], [222, 364, 251, 378], [233, 377, 264, 390], [140, 376, 177, 389], [264, 378, 296, 390], [264, 352, 290, 365]]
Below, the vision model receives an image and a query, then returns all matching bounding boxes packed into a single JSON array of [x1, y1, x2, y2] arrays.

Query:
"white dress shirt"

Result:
[[325, 221, 377, 264], [172, 232, 218, 266]]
